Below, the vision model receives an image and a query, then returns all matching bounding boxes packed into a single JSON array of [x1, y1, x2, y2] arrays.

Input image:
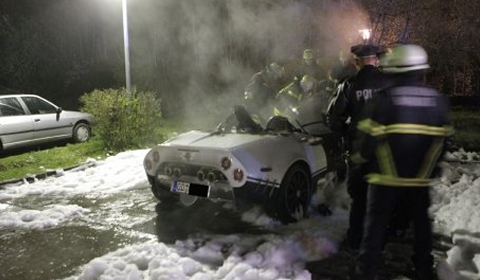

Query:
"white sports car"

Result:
[[144, 105, 345, 223]]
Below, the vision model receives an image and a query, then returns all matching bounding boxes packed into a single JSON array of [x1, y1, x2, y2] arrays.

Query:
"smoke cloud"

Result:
[[113, 0, 370, 128]]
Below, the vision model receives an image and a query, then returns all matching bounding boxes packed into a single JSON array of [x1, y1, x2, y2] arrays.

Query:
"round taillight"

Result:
[[233, 168, 244, 182], [153, 151, 160, 163], [221, 157, 232, 170]]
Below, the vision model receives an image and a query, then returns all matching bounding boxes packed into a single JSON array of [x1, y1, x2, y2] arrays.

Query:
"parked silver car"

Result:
[[0, 94, 94, 152]]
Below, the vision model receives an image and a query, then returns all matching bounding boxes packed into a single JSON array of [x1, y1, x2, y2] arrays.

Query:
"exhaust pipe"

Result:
[[164, 165, 173, 176], [207, 171, 216, 182], [197, 169, 207, 181], [173, 167, 182, 178]]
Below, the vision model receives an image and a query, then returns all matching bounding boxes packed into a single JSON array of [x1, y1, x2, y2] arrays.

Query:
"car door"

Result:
[[20, 96, 72, 142], [0, 97, 34, 149]]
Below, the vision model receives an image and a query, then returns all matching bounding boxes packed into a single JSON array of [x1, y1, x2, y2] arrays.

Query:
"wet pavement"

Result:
[[0, 186, 263, 280]]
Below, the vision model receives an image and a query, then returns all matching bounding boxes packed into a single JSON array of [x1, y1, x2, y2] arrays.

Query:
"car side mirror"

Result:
[[56, 107, 62, 121]]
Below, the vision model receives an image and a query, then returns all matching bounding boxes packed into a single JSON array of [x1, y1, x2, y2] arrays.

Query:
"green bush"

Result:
[[80, 88, 163, 151], [450, 109, 480, 151]]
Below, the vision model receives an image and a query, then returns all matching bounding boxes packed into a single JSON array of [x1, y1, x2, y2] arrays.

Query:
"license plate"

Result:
[[171, 181, 190, 194]]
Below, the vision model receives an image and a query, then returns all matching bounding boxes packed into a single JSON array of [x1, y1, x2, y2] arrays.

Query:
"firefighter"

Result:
[[326, 44, 388, 251], [274, 76, 302, 117], [244, 62, 286, 123], [298, 75, 331, 114], [275, 74, 330, 120], [295, 49, 327, 82], [351, 44, 453, 280]]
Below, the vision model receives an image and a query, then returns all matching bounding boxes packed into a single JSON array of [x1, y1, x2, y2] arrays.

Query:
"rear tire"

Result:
[[273, 164, 312, 224], [72, 123, 91, 143]]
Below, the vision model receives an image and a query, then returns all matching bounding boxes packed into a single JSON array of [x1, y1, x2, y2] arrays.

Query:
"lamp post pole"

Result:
[[122, 0, 131, 97]]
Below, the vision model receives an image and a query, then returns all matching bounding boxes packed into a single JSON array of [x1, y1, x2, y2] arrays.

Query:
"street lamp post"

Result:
[[122, 0, 131, 97]]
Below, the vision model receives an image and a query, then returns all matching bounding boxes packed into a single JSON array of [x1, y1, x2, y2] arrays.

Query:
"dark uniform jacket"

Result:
[[245, 71, 277, 105], [327, 65, 387, 151], [354, 76, 453, 187]]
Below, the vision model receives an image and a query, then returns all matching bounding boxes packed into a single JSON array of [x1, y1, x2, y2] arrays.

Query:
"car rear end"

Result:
[[144, 138, 249, 205]]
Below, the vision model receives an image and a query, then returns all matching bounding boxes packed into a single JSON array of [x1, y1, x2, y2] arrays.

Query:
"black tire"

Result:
[[273, 164, 312, 224], [72, 123, 91, 143]]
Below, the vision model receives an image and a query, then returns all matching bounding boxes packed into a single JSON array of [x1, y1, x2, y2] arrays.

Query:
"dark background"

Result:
[[1, 0, 479, 124]]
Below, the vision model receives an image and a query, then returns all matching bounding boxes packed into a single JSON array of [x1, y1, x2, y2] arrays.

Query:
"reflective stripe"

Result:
[[357, 118, 452, 188], [417, 138, 444, 178], [273, 107, 282, 116], [383, 124, 454, 136], [366, 173, 432, 187], [358, 119, 454, 137], [376, 141, 397, 176], [286, 90, 301, 100]]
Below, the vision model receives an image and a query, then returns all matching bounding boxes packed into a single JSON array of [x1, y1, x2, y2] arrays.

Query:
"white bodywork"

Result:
[[144, 128, 329, 201]]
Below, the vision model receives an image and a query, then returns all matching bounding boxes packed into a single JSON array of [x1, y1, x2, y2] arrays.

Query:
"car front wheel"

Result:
[[72, 123, 91, 143], [274, 164, 312, 224]]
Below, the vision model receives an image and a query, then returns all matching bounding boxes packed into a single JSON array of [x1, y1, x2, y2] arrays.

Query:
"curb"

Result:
[[0, 161, 97, 187]]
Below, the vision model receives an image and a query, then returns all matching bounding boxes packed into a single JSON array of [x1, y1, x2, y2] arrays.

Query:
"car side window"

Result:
[[21, 96, 57, 115], [0, 98, 25, 116]]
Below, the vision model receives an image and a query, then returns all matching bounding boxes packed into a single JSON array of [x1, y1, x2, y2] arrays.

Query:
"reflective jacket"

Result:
[[354, 81, 453, 187]]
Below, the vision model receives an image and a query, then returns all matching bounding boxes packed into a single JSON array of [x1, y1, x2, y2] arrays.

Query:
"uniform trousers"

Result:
[[356, 184, 434, 279]]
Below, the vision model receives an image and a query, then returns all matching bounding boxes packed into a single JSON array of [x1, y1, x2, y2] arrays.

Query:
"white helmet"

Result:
[[379, 44, 429, 73]]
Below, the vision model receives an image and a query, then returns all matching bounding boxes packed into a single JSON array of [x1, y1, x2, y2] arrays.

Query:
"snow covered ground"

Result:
[[1, 148, 480, 280]]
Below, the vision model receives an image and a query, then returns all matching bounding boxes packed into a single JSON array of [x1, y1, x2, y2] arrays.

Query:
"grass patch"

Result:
[[0, 137, 107, 182], [0, 119, 187, 183]]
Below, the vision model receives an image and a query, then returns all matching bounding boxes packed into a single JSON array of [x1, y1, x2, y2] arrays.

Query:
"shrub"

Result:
[[80, 88, 162, 151], [450, 109, 480, 151]]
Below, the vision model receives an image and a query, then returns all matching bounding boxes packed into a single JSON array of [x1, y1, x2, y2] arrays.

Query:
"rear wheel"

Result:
[[72, 123, 91, 143], [273, 164, 312, 224]]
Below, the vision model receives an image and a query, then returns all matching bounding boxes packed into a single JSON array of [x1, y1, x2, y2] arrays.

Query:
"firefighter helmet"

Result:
[[379, 44, 429, 73], [303, 49, 316, 60], [267, 62, 285, 79]]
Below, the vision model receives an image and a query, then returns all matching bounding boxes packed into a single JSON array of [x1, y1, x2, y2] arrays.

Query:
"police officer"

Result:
[[352, 44, 453, 279], [326, 44, 388, 251]]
